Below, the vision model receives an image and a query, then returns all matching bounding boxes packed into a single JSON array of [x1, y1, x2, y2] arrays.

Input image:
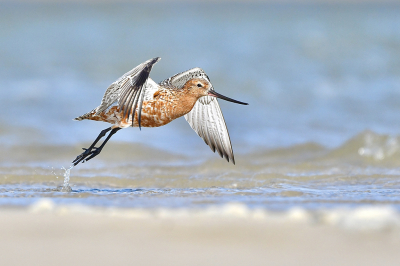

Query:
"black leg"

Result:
[[72, 127, 116, 166], [86, 127, 112, 150], [83, 128, 121, 163]]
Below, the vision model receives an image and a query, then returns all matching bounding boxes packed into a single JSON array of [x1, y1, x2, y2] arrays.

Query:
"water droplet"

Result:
[[60, 165, 74, 192]]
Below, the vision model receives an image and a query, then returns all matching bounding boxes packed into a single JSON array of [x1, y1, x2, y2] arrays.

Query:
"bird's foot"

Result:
[[83, 147, 103, 163], [72, 147, 95, 166]]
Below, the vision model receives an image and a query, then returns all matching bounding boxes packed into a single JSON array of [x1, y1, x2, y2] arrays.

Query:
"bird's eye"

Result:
[[197, 83, 202, 87]]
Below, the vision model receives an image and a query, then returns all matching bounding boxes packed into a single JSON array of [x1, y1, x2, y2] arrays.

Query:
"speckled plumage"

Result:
[[79, 80, 206, 128], [73, 57, 248, 166]]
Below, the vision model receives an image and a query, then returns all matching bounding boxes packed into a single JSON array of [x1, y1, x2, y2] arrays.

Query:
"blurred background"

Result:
[[1, 1, 399, 151]]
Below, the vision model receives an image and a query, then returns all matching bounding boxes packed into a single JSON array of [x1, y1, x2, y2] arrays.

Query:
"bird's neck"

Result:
[[170, 91, 200, 118]]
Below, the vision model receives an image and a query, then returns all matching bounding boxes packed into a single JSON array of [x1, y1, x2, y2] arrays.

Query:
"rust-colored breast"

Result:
[[86, 89, 199, 128]]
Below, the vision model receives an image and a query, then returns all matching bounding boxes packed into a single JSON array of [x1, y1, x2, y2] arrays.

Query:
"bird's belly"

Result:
[[89, 96, 194, 128], [124, 108, 174, 128], [93, 105, 176, 128]]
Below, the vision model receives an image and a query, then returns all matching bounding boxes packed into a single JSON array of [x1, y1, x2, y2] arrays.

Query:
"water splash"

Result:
[[50, 167, 59, 179], [60, 165, 74, 192]]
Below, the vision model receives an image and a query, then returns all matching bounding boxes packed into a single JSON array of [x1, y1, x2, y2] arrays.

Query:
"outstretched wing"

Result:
[[95, 57, 161, 128], [161, 68, 235, 164]]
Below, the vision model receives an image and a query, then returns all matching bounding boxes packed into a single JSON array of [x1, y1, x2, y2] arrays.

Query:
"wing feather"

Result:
[[161, 68, 235, 164], [94, 57, 161, 128]]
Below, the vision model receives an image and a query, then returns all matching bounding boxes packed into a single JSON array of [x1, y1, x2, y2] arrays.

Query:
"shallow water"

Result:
[[1, 131, 400, 210], [1, 3, 400, 212]]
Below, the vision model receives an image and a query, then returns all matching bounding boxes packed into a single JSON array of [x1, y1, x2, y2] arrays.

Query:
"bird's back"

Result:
[[74, 78, 200, 128]]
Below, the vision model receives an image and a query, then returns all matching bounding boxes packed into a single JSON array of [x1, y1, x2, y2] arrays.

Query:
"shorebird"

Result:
[[72, 57, 248, 166]]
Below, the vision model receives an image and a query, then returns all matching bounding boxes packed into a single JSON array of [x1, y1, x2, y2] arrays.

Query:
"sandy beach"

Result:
[[0, 202, 399, 266]]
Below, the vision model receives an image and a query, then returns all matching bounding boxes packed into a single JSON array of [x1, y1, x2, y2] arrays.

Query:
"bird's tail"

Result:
[[74, 109, 96, 121]]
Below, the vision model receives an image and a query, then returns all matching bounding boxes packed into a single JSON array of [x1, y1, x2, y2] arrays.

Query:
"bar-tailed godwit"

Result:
[[72, 57, 248, 166]]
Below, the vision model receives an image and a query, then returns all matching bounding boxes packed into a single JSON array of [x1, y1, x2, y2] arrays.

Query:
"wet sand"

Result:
[[1, 204, 400, 266]]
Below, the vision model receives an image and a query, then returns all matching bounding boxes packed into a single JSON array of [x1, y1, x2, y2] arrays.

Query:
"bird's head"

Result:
[[183, 78, 212, 98], [183, 78, 248, 105]]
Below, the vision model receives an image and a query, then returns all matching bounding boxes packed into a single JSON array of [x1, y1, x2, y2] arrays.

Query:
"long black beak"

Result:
[[208, 90, 248, 105]]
